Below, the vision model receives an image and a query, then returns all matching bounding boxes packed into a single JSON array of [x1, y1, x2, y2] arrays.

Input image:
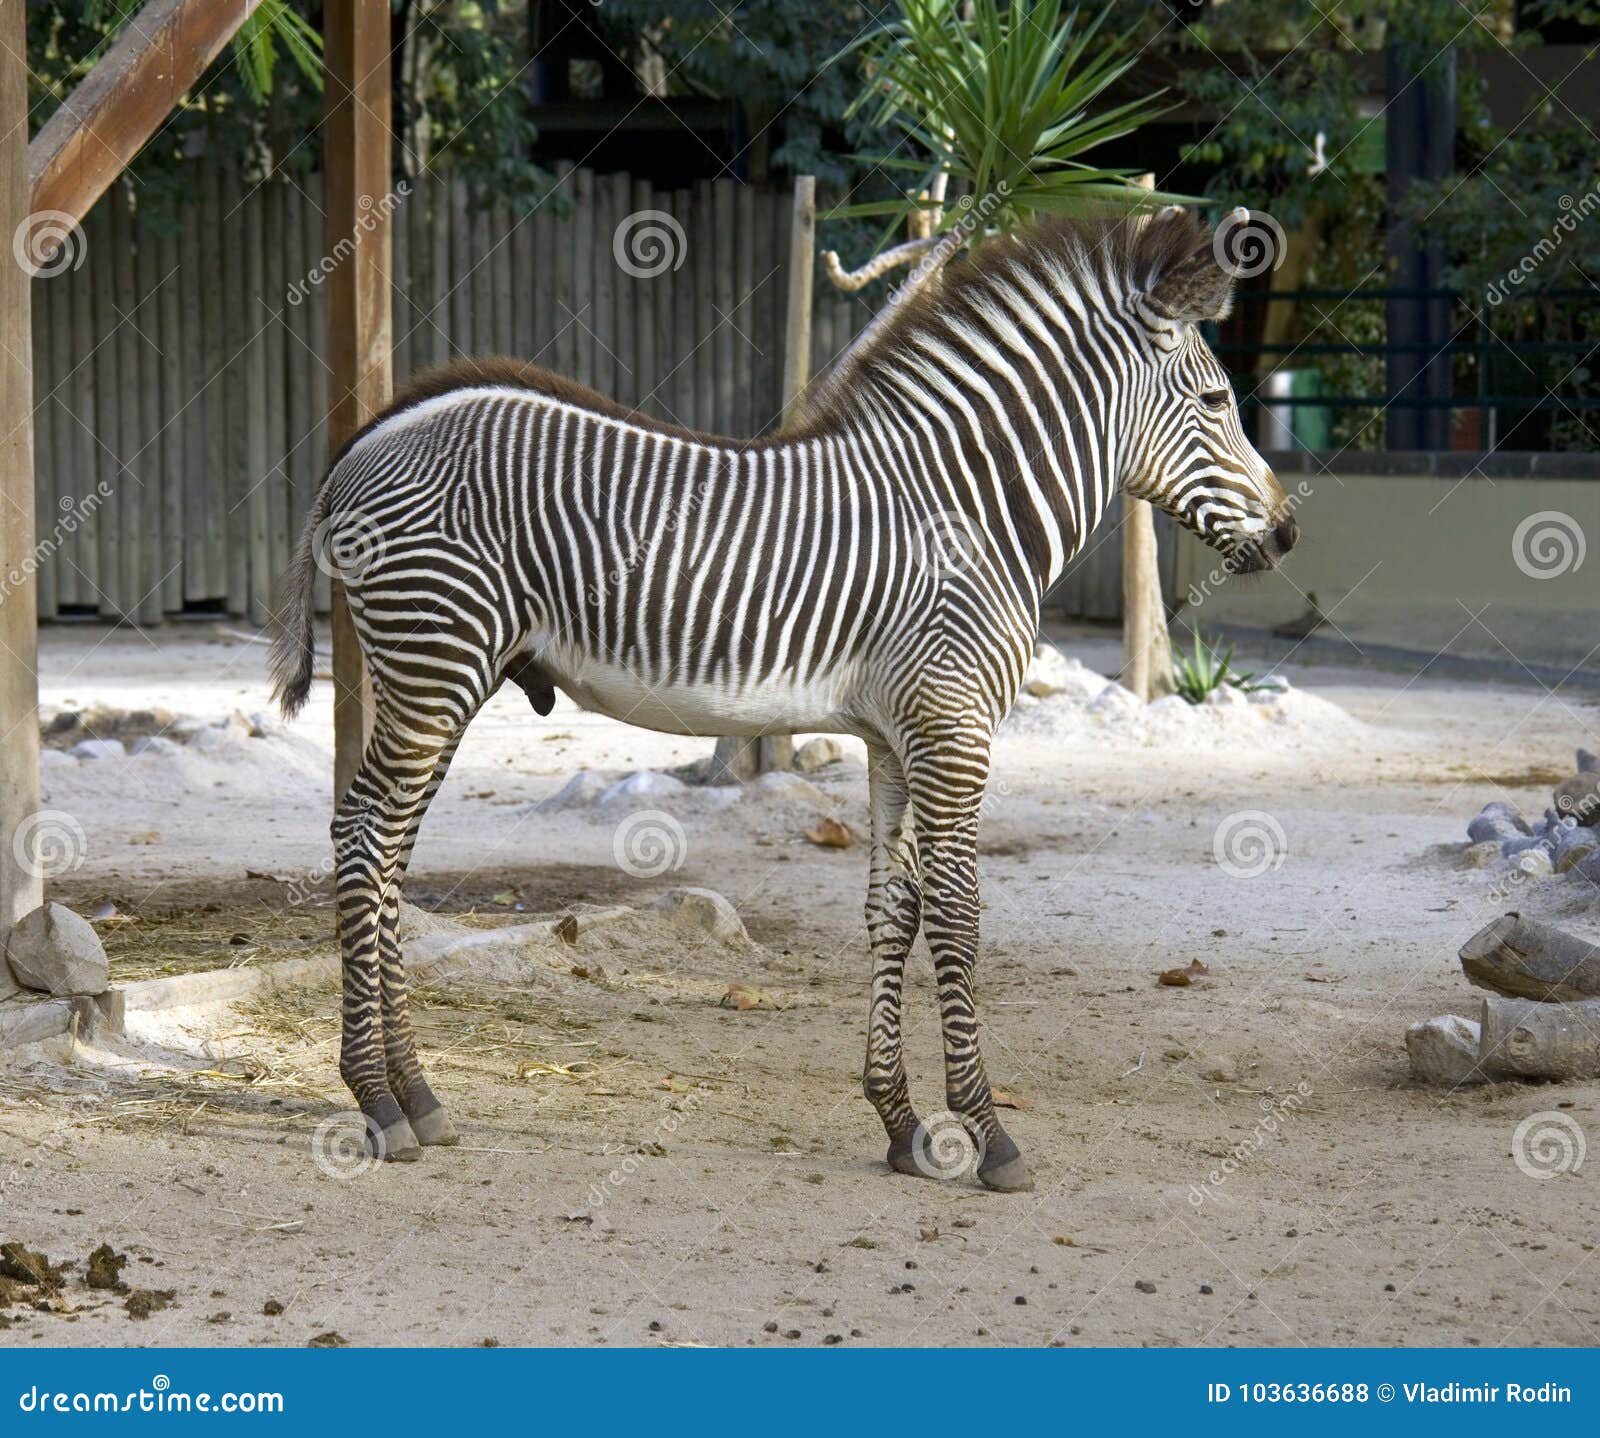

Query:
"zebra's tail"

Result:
[[269, 484, 329, 720]]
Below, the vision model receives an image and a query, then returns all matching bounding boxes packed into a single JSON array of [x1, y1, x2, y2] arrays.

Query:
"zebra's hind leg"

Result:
[[332, 707, 465, 1162], [906, 735, 1032, 1193], [375, 728, 471, 1146], [862, 745, 927, 1176]]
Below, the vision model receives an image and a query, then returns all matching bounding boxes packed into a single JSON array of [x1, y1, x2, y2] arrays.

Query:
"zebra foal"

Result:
[[272, 207, 1298, 1190]]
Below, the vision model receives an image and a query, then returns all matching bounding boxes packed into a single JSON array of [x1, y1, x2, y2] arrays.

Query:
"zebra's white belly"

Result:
[[539, 647, 849, 737]]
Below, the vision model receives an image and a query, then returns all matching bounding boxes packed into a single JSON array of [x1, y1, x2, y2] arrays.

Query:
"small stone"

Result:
[[1456, 841, 1503, 870], [1568, 849, 1600, 886], [1468, 812, 1524, 845], [784, 1329, 801, 1340], [1554, 772, 1600, 827], [307, 1331, 347, 1348], [749, 770, 828, 806], [598, 770, 688, 805], [1014, 1295, 1027, 1305], [792, 737, 843, 773], [649, 888, 749, 943], [537, 771, 610, 811], [1384, 1283, 1396, 1293], [1405, 1014, 1485, 1086], [1199, 1284, 1213, 1295], [1506, 848, 1554, 880], [823, 1333, 843, 1345], [762, 1321, 778, 1333], [71, 738, 125, 761], [1134, 1279, 1156, 1294], [4, 903, 109, 996], [647, 1320, 662, 1332], [262, 1299, 285, 1316], [129, 735, 183, 759]]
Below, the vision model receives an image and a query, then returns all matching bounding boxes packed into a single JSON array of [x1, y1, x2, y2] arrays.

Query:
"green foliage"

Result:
[[230, 0, 323, 105], [834, 0, 1179, 236], [1172, 630, 1261, 706]]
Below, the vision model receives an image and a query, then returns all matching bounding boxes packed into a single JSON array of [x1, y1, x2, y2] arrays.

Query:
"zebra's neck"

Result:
[[796, 256, 1129, 600]]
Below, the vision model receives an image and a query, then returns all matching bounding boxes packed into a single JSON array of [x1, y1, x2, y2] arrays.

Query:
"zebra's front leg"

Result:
[[862, 745, 926, 1174], [907, 739, 1032, 1193]]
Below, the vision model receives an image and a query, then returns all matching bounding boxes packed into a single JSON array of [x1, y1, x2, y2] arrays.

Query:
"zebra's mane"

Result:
[[791, 208, 1214, 435]]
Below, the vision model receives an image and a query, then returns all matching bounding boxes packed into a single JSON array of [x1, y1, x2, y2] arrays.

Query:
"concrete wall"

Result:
[[1171, 454, 1600, 674]]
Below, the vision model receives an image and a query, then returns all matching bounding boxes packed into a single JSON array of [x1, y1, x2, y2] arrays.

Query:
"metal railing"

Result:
[[1207, 286, 1600, 451]]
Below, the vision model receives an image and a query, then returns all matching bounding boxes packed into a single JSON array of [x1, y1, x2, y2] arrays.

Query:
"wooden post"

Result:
[[324, 0, 391, 801], [780, 175, 815, 428], [710, 176, 815, 782], [0, 0, 42, 939], [1121, 175, 1174, 702]]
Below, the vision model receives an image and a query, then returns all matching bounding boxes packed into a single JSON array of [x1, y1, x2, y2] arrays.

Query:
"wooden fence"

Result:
[[28, 163, 1141, 628]]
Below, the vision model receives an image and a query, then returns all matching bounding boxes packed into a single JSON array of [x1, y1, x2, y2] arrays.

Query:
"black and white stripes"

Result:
[[273, 207, 1297, 1181]]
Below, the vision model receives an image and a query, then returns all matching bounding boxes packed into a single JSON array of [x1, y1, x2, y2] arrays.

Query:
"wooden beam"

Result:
[[324, 0, 391, 801], [1, 0, 42, 938], [28, 0, 261, 226]]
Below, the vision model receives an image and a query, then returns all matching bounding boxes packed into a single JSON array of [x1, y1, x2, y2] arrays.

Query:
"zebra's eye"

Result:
[[1199, 388, 1231, 411]]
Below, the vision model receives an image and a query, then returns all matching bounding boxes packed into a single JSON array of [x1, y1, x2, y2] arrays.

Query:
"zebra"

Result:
[[271, 206, 1298, 1191]]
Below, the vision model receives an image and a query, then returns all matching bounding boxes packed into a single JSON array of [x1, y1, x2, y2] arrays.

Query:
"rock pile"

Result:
[[1459, 749, 1600, 887]]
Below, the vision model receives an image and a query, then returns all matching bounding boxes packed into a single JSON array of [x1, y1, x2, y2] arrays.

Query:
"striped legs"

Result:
[[374, 729, 469, 1146], [906, 736, 1032, 1192], [862, 744, 924, 1170], [332, 701, 470, 1161]]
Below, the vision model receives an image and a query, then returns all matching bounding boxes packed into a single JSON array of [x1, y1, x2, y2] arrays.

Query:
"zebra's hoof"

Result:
[[407, 1104, 460, 1147], [885, 1128, 941, 1180], [370, 1115, 422, 1163], [977, 1135, 1033, 1193]]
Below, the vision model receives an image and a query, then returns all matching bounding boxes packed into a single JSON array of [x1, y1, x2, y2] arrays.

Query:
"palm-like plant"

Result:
[[835, 0, 1180, 238], [1172, 630, 1264, 706]]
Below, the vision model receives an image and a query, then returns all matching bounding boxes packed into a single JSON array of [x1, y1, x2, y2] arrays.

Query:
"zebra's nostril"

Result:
[[1273, 515, 1299, 554]]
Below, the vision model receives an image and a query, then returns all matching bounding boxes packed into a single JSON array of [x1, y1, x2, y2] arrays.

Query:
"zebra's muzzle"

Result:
[[1225, 515, 1298, 575]]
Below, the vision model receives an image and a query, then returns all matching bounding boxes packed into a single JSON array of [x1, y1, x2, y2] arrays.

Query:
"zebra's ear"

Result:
[[1136, 211, 1236, 326]]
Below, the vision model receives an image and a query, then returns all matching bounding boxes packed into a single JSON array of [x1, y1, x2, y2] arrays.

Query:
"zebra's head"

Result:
[[1117, 209, 1298, 575]]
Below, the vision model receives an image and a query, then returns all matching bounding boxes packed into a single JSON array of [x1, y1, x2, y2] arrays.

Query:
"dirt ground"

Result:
[[2, 623, 1598, 1348]]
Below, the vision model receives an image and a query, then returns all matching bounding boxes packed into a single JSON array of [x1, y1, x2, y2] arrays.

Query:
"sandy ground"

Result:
[[2, 622, 1599, 1348]]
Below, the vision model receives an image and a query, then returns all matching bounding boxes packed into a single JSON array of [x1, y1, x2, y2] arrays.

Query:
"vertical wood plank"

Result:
[[511, 202, 535, 362], [734, 182, 755, 437], [245, 182, 273, 626], [491, 200, 514, 357], [713, 180, 735, 434], [0, 0, 41, 933], [630, 179, 655, 416], [324, 0, 392, 801], [470, 198, 492, 356], [221, 168, 250, 615], [131, 199, 163, 623], [573, 168, 595, 386], [156, 222, 183, 612], [450, 177, 471, 355], [29, 274, 55, 620], [90, 195, 120, 615], [304, 170, 331, 615], [692, 180, 714, 431], [591, 173, 616, 400]]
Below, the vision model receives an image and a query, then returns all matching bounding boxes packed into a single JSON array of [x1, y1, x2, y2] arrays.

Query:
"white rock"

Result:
[[1203, 683, 1251, 710], [1250, 674, 1292, 693], [1088, 682, 1142, 719], [71, 738, 125, 761], [1553, 826, 1599, 874], [598, 770, 689, 805], [1405, 1014, 1485, 1086], [247, 710, 280, 738], [4, 903, 109, 996], [538, 771, 611, 811], [1455, 840, 1503, 870], [1146, 694, 1195, 720], [1025, 645, 1107, 701], [190, 715, 251, 754], [130, 735, 184, 759], [749, 771, 828, 806], [793, 737, 843, 773], [649, 887, 749, 943]]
